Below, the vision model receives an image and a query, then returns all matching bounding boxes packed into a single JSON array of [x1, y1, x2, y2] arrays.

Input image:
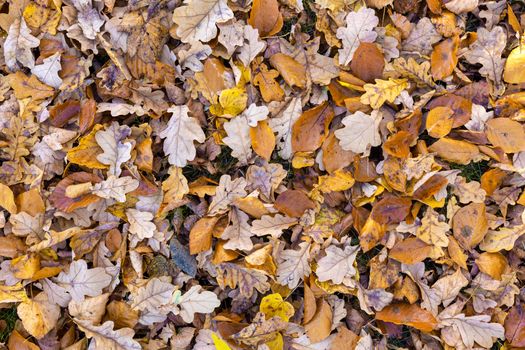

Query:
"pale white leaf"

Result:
[[130, 277, 175, 312], [222, 207, 253, 251], [316, 244, 359, 286], [464, 26, 506, 88], [55, 260, 112, 302], [251, 214, 297, 238], [222, 115, 253, 165], [276, 242, 311, 289], [95, 122, 133, 177], [74, 319, 141, 350], [208, 175, 247, 216], [176, 285, 221, 323], [4, 17, 39, 71], [238, 25, 266, 67], [31, 52, 63, 89], [159, 105, 205, 167], [438, 313, 504, 348], [336, 7, 378, 65], [126, 208, 156, 240], [334, 111, 381, 154], [172, 0, 234, 43], [92, 175, 139, 202], [402, 18, 441, 55], [269, 97, 303, 160]]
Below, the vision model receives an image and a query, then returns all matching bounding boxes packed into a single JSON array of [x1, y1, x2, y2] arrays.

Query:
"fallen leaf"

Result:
[[376, 303, 438, 332]]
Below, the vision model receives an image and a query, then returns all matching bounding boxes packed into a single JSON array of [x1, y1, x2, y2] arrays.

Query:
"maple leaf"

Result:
[[336, 7, 378, 65], [54, 260, 112, 302], [334, 111, 382, 154], [276, 242, 311, 289], [95, 122, 133, 177], [159, 105, 205, 167], [4, 17, 39, 71], [172, 0, 234, 43]]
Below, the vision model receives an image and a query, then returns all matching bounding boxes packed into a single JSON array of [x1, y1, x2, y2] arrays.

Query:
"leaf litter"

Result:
[[0, 0, 524, 349]]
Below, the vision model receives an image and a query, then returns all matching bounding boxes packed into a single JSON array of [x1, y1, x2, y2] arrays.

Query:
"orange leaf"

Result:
[[376, 303, 438, 332]]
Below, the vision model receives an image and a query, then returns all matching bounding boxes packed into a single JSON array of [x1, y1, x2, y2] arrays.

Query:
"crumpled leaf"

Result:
[[464, 26, 506, 90], [95, 122, 132, 177], [4, 17, 39, 71], [74, 319, 141, 350], [172, 0, 234, 43]]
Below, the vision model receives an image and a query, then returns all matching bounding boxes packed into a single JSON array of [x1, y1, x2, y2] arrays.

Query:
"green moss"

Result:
[[0, 307, 18, 342], [450, 160, 489, 182]]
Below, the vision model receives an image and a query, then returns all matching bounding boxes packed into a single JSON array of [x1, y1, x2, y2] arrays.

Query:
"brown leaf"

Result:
[[351, 42, 385, 82], [486, 118, 525, 153], [426, 106, 454, 138], [190, 216, 220, 255], [376, 303, 438, 332], [427, 137, 480, 165], [248, 0, 283, 37], [505, 303, 525, 347], [431, 36, 459, 80], [390, 237, 432, 264], [49, 172, 102, 213], [304, 299, 332, 343], [322, 131, 355, 173], [274, 190, 315, 218], [475, 252, 508, 280], [427, 94, 472, 128], [269, 53, 307, 89], [371, 196, 411, 225], [292, 102, 334, 153], [452, 203, 488, 249], [250, 120, 276, 160]]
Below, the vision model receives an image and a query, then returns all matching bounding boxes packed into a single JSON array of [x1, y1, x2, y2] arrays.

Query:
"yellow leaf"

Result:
[[210, 86, 248, 117], [504, 44, 525, 84], [67, 124, 107, 169], [211, 332, 232, 350], [316, 169, 355, 193], [11, 254, 40, 279], [269, 53, 306, 89], [23, 0, 62, 35], [0, 283, 28, 303], [265, 332, 284, 350], [260, 293, 294, 322], [0, 183, 17, 214], [17, 292, 60, 339], [360, 78, 409, 109]]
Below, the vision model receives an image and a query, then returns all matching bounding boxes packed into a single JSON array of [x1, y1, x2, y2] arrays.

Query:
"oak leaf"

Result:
[[336, 7, 378, 65], [334, 111, 382, 154], [159, 105, 205, 167], [172, 0, 234, 43]]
